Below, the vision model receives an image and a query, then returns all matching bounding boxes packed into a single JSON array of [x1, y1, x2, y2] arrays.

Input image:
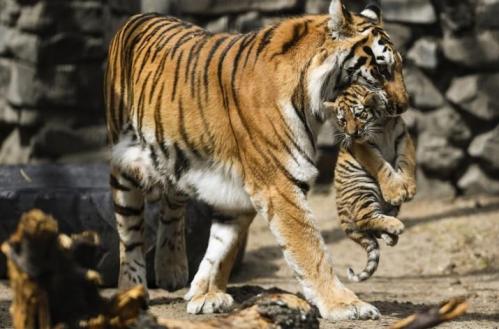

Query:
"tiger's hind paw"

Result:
[[380, 233, 399, 246]]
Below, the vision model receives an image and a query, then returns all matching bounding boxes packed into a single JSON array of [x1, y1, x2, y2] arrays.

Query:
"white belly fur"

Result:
[[180, 164, 253, 213], [112, 131, 254, 214]]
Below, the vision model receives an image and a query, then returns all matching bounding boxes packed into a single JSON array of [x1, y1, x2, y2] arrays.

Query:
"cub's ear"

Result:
[[360, 1, 382, 24], [328, 0, 351, 37]]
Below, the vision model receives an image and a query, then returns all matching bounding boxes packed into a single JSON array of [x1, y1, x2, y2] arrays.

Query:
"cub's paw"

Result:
[[369, 215, 405, 240], [405, 179, 417, 201], [186, 292, 234, 314], [323, 300, 380, 321], [380, 179, 407, 206], [381, 217, 405, 236]]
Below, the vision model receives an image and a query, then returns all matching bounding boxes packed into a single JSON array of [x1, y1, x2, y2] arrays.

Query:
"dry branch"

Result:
[[390, 298, 468, 329]]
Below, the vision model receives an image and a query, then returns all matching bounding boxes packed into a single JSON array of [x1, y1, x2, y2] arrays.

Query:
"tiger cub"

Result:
[[324, 84, 416, 282]]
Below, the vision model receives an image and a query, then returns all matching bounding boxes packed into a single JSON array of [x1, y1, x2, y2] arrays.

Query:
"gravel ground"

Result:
[[1, 194, 498, 328]]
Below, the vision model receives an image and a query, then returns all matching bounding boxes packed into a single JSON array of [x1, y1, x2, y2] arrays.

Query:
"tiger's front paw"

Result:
[[322, 299, 380, 320], [186, 292, 234, 314]]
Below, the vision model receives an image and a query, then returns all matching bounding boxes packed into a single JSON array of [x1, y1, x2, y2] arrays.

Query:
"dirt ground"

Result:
[[0, 194, 498, 328]]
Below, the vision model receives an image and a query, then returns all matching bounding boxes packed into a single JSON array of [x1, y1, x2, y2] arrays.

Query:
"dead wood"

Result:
[[390, 298, 469, 329]]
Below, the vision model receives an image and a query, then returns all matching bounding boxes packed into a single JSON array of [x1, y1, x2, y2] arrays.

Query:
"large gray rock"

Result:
[[407, 37, 440, 70], [141, 0, 173, 14], [0, 58, 10, 97], [458, 165, 499, 195], [16, 1, 54, 33], [7, 62, 103, 110], [0, 25, 15, 55], [7, 62, 42, 107], [419, 105, 472, 145], [468, 125, 499, 171], [234, 11, 262, 33], [417, 133, 465, 177], [305, 0, 330, 14], [404, 67, 445, 110], [0, 103, 40, 126], [0, 0, 20, 26], [446, 74, 499, 120], [205, 16, 230, 34], [436, 0, 475, 33], [6, 29, 40, 63], [178, 0, 301, 15], [0, 128, 30, 164], [476, 0, 499, 30], [401, 108, 423, 132], [382, 0, 437, 24], [442, 30, 499, 68]]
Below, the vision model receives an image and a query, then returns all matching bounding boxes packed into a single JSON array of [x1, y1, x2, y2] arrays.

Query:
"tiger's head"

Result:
[[310, 0, 408, 117], [324, 84, 386, 147]]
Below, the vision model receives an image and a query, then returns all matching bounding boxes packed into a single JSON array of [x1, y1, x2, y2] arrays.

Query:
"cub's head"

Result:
[[324, 84, 386, 147], [316, 0, 408, 116]]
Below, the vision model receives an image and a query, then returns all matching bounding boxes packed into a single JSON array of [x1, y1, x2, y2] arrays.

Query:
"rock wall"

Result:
[[0, 0, 498, 197]]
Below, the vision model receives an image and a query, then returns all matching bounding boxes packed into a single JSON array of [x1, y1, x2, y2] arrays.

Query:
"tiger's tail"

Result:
[[346, 231, 380, 282]]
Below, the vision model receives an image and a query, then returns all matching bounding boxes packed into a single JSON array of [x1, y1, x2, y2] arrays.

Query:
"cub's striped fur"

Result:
[[105, 0, 409, 321], [325, 84, 416, 282]]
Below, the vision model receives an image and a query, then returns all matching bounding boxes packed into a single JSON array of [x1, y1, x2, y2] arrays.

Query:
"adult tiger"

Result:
[[105, 0, 409, 321]]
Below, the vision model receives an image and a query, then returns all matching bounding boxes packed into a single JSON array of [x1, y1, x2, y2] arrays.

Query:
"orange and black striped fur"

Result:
[[324, 84, 416, 282], [105, 0, 410, 321]]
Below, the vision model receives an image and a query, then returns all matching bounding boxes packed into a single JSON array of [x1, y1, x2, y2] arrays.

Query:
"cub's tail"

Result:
[[346, 231, 380, 282]]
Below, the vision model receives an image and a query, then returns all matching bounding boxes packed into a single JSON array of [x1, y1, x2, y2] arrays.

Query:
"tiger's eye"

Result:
[[360, 112, 368, 119]]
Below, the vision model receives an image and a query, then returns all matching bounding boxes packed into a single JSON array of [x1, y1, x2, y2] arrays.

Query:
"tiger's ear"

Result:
[[360, 1, 382, 24], [328, 0, 350, 37]]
